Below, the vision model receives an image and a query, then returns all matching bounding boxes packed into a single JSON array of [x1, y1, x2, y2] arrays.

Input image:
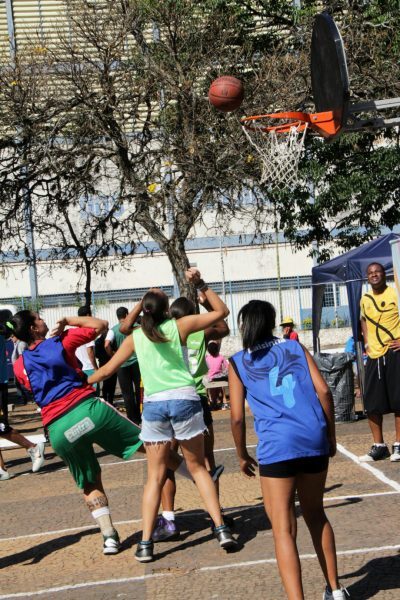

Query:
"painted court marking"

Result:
[[337, 443, 400, 492], [1, 543, 400, 598], [1, 488, 398, 544]]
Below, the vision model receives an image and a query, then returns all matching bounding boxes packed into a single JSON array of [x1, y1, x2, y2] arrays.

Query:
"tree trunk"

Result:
[[83, 258, 92, 309], [163, 237, 197, 304]]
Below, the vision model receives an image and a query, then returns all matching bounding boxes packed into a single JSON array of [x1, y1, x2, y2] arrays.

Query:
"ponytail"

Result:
[[10, 310, 37, 344], [141, 291, 169, 343]]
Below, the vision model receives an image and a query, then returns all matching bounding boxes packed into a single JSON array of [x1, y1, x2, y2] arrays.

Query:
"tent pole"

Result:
[[355, 341, 365, 414]]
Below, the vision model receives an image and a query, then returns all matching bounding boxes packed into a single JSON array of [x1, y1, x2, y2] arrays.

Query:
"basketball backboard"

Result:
[[311, 12, 350, 139]]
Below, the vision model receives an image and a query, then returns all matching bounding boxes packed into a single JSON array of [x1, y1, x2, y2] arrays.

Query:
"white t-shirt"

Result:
[[105, 329, 115, 343], [75, 340, 95, 371]]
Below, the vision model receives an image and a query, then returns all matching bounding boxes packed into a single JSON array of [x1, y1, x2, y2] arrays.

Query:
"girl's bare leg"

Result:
[[179, 434, 223, 527], [260, 476, 304, 600], [141, 442, 171, 540], [296, 469, 340, 592]]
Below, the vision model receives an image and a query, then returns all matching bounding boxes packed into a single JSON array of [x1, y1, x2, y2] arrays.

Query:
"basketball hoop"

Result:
[[241, 113, 309, 189]]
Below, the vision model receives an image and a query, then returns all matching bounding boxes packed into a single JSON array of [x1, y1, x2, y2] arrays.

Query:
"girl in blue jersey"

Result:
[[229, 300, 349, 600]]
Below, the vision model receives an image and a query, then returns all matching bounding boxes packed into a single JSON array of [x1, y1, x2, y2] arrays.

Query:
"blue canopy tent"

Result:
[[311, 233, 400, 352]]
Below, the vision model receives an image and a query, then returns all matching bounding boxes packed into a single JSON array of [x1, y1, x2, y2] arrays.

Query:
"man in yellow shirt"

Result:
[[360, 263, 400, 462]]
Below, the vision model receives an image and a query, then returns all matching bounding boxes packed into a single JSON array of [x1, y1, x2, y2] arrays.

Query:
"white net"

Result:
[[242, 122, 308, 189]]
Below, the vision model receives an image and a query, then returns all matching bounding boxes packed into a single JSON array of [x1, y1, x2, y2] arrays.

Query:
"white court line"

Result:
[[18, 444, 257, 476], [1, 488, 399, 544], [337, 443, 400, 492], [1, 543, 400, 599]]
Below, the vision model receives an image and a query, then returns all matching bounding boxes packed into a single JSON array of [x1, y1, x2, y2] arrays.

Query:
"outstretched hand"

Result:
[[50, 318, 67, 337], [239, 453, 258, 478]]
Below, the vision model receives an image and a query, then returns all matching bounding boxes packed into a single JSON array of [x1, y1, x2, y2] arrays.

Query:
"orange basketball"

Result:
[[208, 76, 244, 113]]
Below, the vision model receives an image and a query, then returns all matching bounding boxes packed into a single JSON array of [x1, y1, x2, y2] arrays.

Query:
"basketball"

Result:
[[208, 76, 244, 113]]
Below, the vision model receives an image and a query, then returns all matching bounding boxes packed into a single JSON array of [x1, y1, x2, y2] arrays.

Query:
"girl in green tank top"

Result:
[[89, 268, 237, 561]]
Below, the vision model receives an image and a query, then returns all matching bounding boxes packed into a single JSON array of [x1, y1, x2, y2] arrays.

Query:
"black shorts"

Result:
[[364, 350, 400, 414], [259, 455, 329, 478], [200, 394, 213, 427]]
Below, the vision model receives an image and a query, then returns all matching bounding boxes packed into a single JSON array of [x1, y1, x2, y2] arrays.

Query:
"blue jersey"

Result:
[[230, 338, 329, 465], [22, 336, 86, 408]]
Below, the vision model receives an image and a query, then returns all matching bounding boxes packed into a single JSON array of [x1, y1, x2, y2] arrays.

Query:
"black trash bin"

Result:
[[314, 352, 355, 422]]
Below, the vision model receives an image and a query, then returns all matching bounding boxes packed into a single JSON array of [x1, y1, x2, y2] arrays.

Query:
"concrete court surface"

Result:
[[1, 404, 400, 600]]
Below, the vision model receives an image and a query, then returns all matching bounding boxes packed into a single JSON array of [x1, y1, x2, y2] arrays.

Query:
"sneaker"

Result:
[[0, 467, 10, 481], [359, 444, 390, 462], [152, 515, 180, 542], [27, 442, 45, 472], [323, 586, 351, 599], [103, 531, 121, 555], [135, 540, 154, 562], [221, 403, 230, 411], [211, 513, 235, 532], [209, 464, 224, 482], [390, 443, 400, 462], [214, 524, 237, 550]]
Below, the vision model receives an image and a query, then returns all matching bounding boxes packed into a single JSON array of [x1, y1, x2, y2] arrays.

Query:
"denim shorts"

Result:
[[140, 400, 206, 443]]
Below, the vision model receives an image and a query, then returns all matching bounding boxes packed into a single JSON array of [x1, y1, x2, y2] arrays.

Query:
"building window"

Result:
[[322, 284, 341, 308]]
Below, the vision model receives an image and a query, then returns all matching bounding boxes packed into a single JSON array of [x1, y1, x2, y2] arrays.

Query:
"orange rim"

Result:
[[241, 110, 340, 138]]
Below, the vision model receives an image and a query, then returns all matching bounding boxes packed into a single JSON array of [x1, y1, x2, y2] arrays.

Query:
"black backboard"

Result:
[[311, 12, 350, 137]]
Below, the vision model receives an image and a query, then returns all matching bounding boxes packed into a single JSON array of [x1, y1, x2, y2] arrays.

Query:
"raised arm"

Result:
[[88, 336, 135, 384], [177, 269, 229, 344], [229, 362, 257, 477], [119, 300, 143, 335], [302, 345, 336, 457], [199, 291, 230, 343], [51, 316, 108, 337]]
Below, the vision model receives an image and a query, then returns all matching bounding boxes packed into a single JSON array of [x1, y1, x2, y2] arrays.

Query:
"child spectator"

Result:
[[206, 341, 229, 410]]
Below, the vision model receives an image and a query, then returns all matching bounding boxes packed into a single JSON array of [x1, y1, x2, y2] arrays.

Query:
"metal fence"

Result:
[[4, 276, 388, 333]]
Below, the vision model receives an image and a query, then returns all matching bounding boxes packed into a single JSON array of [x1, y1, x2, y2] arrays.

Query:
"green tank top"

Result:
[[112, 323, 137, 368], [187, 330, 207, 396], [132, 319, 196, 396]]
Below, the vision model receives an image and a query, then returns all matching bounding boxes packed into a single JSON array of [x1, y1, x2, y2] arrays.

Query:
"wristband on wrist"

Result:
[[196, 281, 208, 292]]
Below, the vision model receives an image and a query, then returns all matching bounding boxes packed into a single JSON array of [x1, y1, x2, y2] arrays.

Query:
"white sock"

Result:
[[162, 511, 175, 521], [92, 507, 115, 537], [374, 443, 386, 447], [332, 589, 346, 600], [176, 459, 193, 481]]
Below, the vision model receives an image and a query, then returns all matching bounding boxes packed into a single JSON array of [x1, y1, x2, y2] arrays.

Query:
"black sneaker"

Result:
[[214, 524, 237, 549], [210, 513, 235, 533], [135, 540, 154, 562], [359, 444, 390, 462], [103, 531, 121, 555]]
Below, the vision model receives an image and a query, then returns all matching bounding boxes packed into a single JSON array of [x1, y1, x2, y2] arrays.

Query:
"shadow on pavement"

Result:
[[342, 553, 400, 599], [0, 529, 96, 569]]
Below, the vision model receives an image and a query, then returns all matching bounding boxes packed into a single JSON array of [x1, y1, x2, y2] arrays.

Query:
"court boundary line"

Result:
[[337, 443, 400, 492], [1, 543, 400, 598], [1, 489, 399, 543]]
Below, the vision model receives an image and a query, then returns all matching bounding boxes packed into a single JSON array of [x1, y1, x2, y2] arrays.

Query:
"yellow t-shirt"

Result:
[[360, 286, 400, 358]]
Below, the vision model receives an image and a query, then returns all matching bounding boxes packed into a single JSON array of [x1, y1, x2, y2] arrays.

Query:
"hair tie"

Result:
[[6, 321, 14, 331]]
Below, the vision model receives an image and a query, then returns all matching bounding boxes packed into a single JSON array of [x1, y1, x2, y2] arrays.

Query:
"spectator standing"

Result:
[[95, 332, 117, 405], [0, 321, 45, 479], [206, 341, 229, 410], [280, 316, 299, 341], [75, 306, 98, 379], [359, 262, 400, 462], [105, 307, 141, 424]]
